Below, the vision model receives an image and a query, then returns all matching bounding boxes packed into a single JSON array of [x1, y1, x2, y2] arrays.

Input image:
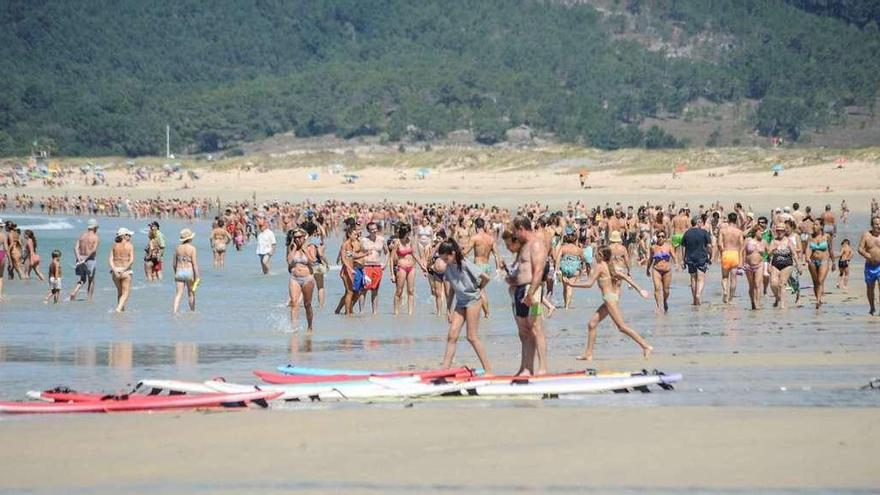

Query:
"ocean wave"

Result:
[[16, 220, 76, 231]]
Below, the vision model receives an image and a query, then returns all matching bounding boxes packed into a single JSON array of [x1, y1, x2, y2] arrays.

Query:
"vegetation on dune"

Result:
[[0, 0, 878, 157]]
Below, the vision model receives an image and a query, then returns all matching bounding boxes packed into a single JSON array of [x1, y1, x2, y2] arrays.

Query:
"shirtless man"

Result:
[[359, 221, 387, 315], [718, 212, 745, 304], [464, 218, 500, 318], [511, 217, 548, 376], [797, 210, 815, 257], [857, 217, 880, 315], [69, 218, 100, 302], [210, 219, 233, 268], [108, 228, 135, 312], [670, 209, 690, 268], [821, 204, 837, 270]]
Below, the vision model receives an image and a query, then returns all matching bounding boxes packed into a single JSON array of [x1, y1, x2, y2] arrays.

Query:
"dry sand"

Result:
[[1, 406, 877, 494]]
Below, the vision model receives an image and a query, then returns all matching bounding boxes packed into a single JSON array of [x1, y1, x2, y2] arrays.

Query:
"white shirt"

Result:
[[256, 229, 276, 255]]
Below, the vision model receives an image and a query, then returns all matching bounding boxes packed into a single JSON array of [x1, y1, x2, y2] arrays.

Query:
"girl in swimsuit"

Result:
[[743, 236, 768, 310], [389, 223, 421, 316], [768, 226, 796, 309], [836, 239, 852, 290], [806, 222, 831, 308], [555, 232, 586, 309], [287, 228, 317, 332], [172, 229, 199, 314], [335, 227, 365, 315], [304, 220, 328, 308], [416, 216, 433, 261], [565, 246, 652, 361], [23, 230, 44, 281], [645, 231, 675, 313]]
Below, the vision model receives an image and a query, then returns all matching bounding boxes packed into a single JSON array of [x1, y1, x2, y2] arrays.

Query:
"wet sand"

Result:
[[1, 406, 878, 494]]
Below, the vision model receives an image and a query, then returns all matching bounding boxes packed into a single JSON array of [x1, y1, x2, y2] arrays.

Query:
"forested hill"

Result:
[[1, 0, 879, 157]]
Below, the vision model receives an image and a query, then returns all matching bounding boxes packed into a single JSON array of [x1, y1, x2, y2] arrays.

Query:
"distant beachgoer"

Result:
[[836, 239, 852, 290], [768, 224, 797, 309], [743, 233, 768, 310], [0, 219, 6, 301], [857, 217, 880, 315], [463, 218, 500, 318], [210, 219, 233, 268], [437, 239, 492, 374], [44, 250, 62, 304], [143, 230, 162, 281], [108, 227, 135, 312], [286, 228, 316, 332], [359, 222, 387, 315], [718, 212, 744, 304], [148, 221, 166, 275], [645, 230, 674, 313], [682, 216, 711, 306], [23, 230, 44, 281], [256, 219, 276, 275], [172, 228, 199, 314], [69, 218, 100, 302], [805, 222, 831, 308], [416, 216, 434, 262], [390, 223, 420, 316], [6, 223, 23, 280], [567, 246, 652, 360]]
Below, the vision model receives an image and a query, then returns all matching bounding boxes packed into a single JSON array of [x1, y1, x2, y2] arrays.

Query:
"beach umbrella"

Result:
[[674, 164, 687, 173], [771, 164, 783, 174], [308, 172, 319, 181]]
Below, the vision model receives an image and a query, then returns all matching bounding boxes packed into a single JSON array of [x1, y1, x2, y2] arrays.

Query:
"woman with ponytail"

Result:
[[436, 239, 492, 374]]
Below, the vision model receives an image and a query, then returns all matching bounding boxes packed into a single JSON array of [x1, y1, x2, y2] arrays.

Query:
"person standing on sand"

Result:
[[256, 219, 276, 275], [718, 212, 745, 304], [69, 218, 100, 302], [836, 239, 853, 290], [437, 239, 492, 374], [857, 217, 880, 315], [511, 217, 548, 376], [566, 246, 652, 361], [172, 228, 199, 314], [805, 222, 832, 308], [682, 217, 711, 306], [463, 217, 500, 318], [767, 224, 797, 310], [108, 228, 135, 312]]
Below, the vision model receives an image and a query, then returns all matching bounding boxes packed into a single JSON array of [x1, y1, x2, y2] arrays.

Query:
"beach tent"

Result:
[[344, 174, 359, 184], [308, 172, 319, 181], [674, 165, 687, 173], [771, 164, 783, 174]]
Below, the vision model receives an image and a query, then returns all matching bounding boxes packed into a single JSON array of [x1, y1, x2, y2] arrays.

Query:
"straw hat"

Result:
[[116, 227, 133, 237], [609, 231, 622, 243], [179, 228, 195, 242]]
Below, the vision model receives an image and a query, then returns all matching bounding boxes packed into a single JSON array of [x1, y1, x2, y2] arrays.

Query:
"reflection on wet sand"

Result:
[[75, 345, 97, 367], [175, 342, 199, 367]]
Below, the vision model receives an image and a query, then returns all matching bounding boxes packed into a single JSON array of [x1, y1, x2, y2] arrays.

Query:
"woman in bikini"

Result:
[[566, 246, 652, 361], [416, 215, 434, 262], [210, 219, 232, 268], [426, 229, 448, 316], [303, 220, 328, 308], [335, 227, 364, 315], [172, 228, 199, 314], [389, 223, 421, 316], [555, 230, 586, 309], [287, 228, 317, 332], [743, 233, 768, 310], [805, 222, 831, 308], [768, 225, 797, 309], [645, 230, 675, 313], [23, 230, 44, 281]]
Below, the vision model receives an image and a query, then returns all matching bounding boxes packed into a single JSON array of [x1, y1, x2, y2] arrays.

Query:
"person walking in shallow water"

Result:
[[172, 229, 200, 314], [565, 246, 652, 361], [69, 219, 100, 302], [108, 228, 135, 312], [857, 217, 880, 315]]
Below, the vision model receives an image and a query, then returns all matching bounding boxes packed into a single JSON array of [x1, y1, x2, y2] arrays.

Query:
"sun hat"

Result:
[[116, 227, 134, 237], [86, 218, 99, 229], [179, 228, 195, 242], [609, 231, 623, 243]]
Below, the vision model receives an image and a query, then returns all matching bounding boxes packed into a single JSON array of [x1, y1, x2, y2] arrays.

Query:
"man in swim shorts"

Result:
[[512, 216, 548, 375], [69, 218, 100, 302], [857, 216, 880, 315], [359, 221, 387, 315], [464, 218, 500, 318], [671, 209, 689, 266], [718, 212, 745, 304], [682, 216, 711, 306]]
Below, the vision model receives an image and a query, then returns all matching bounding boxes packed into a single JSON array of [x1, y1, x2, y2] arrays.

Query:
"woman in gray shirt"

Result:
[[437, 239, 493, 374]]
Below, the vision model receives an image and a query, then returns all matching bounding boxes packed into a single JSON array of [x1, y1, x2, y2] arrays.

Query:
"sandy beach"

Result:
[[2, 406, 878, 494]]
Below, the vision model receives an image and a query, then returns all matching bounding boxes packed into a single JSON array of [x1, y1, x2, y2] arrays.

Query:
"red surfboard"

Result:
[[1, 390, 281, 414]]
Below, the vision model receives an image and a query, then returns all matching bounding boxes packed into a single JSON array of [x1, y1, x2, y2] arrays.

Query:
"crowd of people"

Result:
[[2, 196, 879, 376]]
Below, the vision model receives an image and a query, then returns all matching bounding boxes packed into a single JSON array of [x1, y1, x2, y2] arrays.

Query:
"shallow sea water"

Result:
[[0, 213, 878, 410]]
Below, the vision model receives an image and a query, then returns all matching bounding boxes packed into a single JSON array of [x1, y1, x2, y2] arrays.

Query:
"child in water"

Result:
[[44, 250, 62, 304], [837, 239, 852, 290]]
